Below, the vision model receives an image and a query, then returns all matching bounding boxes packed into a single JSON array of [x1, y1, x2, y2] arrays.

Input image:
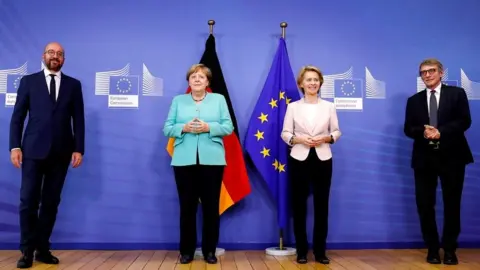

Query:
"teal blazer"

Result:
[[163, 93, 234, 166]]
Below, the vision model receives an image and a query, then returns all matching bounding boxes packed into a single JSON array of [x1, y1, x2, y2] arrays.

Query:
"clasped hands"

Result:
[[182, 118, 209, 133], [296, 135, 331, 147], [424, 125, 440, 140]]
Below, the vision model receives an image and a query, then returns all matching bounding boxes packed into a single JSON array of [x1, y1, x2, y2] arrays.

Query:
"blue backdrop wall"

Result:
[[1, 0, 479, 250]]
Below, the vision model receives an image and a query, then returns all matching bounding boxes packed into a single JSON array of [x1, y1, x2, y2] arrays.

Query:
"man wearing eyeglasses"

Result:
[[9, 42, 85, 268], [404, 58, 473, 265]]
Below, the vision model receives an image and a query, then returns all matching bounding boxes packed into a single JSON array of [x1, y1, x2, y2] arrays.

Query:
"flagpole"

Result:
[[193, 19, 227, 259], [279, 20, 287, 252], [265, 21, 296, 257], [280, 22, 287, 39], [208, 19, 215, 34]]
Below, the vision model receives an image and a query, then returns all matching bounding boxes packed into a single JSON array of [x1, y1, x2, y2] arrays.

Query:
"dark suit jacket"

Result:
[[9, 70, 85, 159], [404, 84, 474, 168]]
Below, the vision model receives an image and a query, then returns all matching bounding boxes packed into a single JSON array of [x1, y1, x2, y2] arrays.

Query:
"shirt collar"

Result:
[[43, 68, 61, 79], [427, 83, 441, 94]]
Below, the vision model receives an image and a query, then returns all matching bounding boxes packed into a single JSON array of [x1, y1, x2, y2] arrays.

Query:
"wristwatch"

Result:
[[289, 135, 295, 145], [329, 135, 334, 144]]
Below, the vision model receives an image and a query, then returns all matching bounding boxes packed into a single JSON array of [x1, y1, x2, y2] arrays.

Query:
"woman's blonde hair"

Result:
[[186, 64, 212, 82], [296, 65, 324, 94]]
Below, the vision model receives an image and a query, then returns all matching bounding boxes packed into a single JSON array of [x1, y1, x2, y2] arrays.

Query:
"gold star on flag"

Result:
[[269, 98, 278, 108], [278, 162, 286, 172], [286, 97, 291, 104], [258, 112, 268, 123], [254, 130, 264, 141], [260, 147, 270, 158], [272, 159, 279, 170], [279, 91, 285, 100]]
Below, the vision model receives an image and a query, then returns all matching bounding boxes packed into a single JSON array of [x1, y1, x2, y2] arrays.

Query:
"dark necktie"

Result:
[[429, 90, 437, 127], [49, 74, 56, 103]]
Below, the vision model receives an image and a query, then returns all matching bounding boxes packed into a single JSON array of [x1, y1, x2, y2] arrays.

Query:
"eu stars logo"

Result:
[[116, 77, 133, 94], [0, 62, 28, 107], [108, 75, 139, 108], [94, 63, 164, 109], [334, 79, 363, 111]]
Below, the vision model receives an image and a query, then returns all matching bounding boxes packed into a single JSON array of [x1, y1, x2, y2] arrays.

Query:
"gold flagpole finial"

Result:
[[280, 22, 287, 38], [208, 20, 215, 34]]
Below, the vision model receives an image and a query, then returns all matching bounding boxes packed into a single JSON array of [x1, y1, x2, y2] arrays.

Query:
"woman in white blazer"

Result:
[[281, 65, 341, 265]]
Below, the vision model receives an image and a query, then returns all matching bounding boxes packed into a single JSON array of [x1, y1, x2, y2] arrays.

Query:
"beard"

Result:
[[46, 59, 63, 71]]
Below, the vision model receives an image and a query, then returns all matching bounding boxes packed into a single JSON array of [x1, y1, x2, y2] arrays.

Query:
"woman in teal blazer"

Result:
[[163, 64, 233, 265]]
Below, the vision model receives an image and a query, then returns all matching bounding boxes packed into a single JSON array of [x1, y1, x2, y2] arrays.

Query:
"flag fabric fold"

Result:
[[166, 34, 251, 215], [244, 38, 300, 230]]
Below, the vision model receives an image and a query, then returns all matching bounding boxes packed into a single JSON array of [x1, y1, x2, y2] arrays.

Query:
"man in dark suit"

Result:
[[404, 58, 473, 265], [9, 42, 85, 268]]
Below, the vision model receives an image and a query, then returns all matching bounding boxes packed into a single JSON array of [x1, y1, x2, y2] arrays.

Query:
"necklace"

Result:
[[191, 92, 207, 102]]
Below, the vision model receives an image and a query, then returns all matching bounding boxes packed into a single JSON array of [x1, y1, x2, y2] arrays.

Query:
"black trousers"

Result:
[[414, 153, 466, 252], [173, 160, 224, 256], [19, 153, 70, 253], [289, 148, 332, 256]]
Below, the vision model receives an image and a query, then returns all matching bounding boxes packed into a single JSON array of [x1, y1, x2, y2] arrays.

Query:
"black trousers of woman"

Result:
[[173, 160, 224, 257], [289, 148, 333, 257]]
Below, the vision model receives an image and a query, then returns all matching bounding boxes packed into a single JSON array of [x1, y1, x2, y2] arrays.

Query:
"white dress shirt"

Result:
[[44, 68, 61, 100]]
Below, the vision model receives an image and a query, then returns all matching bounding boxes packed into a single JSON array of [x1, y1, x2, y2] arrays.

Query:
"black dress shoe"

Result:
[[296, 254, 307, 264], [443, 251, 458, 265], [315, 254, 330, 264], [35, 250, 59, 264], [179, 254, 193, 264], [204, 252, 218, 264], [17, 253, 33, 269], [426, 250, 441, 264]]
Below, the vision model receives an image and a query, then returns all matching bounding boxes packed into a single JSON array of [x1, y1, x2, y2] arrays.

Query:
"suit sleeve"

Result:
[[329, 103, 341, 142], [281, 103, 294, 146], [403, 97, 424, 139], [438, 88, 471, 138], [9, 76, 29, 151], [73, 80, 85, 154], [208, 95, 234, 137], [163, 96, 185, 138]]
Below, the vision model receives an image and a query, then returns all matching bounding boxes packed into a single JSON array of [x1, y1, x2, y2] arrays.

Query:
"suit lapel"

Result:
[[297, 99, 312, 135], [36, 72, 53, 106], [420, 90, 429, 123], [437, 84, 448, 122]]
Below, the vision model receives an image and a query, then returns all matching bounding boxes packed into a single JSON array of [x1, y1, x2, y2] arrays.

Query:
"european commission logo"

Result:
[[416, 68, 480, 100], [0, 62, 28, 107], [95, 63, 163, 108], [321, 67, 386, 112]]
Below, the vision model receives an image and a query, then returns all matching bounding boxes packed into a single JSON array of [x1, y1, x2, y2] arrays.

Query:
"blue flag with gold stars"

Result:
[[244, 37, 300, 230]]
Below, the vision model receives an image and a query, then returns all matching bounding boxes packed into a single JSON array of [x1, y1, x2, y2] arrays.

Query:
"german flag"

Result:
[[166, 34, 251, 214]]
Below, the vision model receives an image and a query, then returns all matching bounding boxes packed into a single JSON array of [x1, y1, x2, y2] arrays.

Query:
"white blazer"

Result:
[[281, 98, 341, 161]]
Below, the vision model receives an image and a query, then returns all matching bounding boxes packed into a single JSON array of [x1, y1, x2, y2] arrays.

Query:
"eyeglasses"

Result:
[[419, 68, 437, 76], [45, 50, 64, 57]]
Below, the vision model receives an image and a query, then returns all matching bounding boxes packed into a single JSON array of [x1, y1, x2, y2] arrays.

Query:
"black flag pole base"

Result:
[[265, 246, 296, 256], [194, 247, 225, 257]]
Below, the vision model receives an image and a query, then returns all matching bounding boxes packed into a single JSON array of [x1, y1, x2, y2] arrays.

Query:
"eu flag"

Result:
[[7, 75, 24, 93], [109, 76, 139, 95], [244, 38, 300, 230], [334, 79, 363, 98]]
